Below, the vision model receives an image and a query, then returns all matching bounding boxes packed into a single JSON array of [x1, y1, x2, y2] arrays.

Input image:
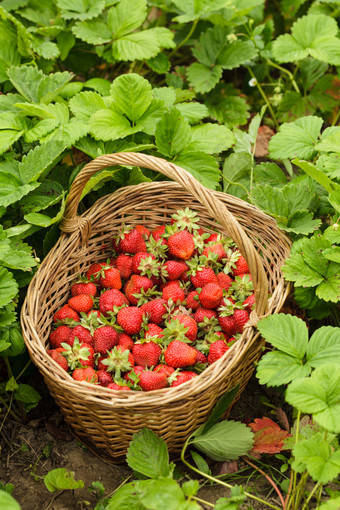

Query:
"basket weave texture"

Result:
[[21, 153, 291, 460]]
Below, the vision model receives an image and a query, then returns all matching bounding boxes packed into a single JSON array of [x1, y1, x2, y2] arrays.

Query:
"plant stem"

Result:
[[285, 410, 301, 510], [243, 457, 285, 508], [0, 394, 20, 422], [266, 59, 300, 94], [181, 439, 281, 510], [222, 175, 249, 196], [170, 19, 198, 58], [331, 108, 340, 127], [300, 482, 321, 510], [16, 359, 32, 381], [192, 495, 214, 507], [247, 67, 279, 130]]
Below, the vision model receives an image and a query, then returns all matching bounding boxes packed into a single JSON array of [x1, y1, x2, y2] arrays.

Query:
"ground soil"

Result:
[[0, 373, 289, 510]]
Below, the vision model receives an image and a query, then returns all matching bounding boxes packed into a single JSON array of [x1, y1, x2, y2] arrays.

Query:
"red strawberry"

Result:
[[162, 281, 185, 304], [168, 230, 195, 260], [48, 348, 68, 371], [135, 224, 150, 238], [191, 267, 218, 288], [99, 289, 128, 315], [140, 299, 167, 324], [107, 382, 131, 391], [101, 345, 134, 378], [86, 262, 106, 281], [170, 370, 197, 387], [116, 254, 133, 280], [234, 309, 249, 333], [150, 225, 166, 240], [53, 305, 80, 323], [124, 365, 145, 384], [67, 325, 93, 347], [199, 283, 223, 309], [139, 371, 167, 391], [243, 294, 255, 313], [216, 273, 233, 291], [145, 323, 164, 339], [208, 340, 230, 364], [194, 307, 217, 323], [202, 243, 226, 262], [63, 339, 95, 369], [162, 260, 188, 281], [93, 326, 119, 354], [233, 254, 249, 276], [169, 314, 197, 343], [186, 291, 200, 311], [72, 367, 98, 383], [115, 228, 146, 254], [71, 281, 97, 297], [218, 315, 236, 336], [194, 349, 208, 364], [153, 364, 175, 377], [117, 306, 144, 335], [50, 325, 71, 349], [124, 275, 154, 305], [97, 370, 114, 387], [99, 266, 122, 289], [131, 252, 156, 274], [117, 333, 134, 350], [164, 340, 197, 368], [68, 294, 94, 314], [97, 355, 108, 371], [132, 342, 162, 367]]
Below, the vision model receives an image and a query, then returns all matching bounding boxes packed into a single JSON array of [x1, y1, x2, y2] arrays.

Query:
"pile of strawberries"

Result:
[[47, 208, 255, 392]]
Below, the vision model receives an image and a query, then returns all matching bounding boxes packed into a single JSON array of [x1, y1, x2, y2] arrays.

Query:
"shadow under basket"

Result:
[[21, 152, 291, 461]]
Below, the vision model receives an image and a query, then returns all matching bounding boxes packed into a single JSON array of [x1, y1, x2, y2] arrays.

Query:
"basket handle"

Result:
[[60, 152, 269, 316]]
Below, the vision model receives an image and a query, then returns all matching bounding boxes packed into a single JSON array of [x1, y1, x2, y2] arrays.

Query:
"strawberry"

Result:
[[71, 281, 97, 297], [132, 341, 162, 367], [53, 305, 80, 323], [171, 208, 200, 232], [62, 339, 95, 369], [168, 230, 195, 260], [218, 315, 236, 336], [139, 371, 167, 391], [87, 310, 102, 319], [233, 309, 249, 333], [208, 340, 230, 364], [134, 224, 150, 238], [99, 289, 128, 315], [116, 254, 133, 280], [191, 267, 218, 288], [140, 298, 167, 324], [114, 227, 146, 254], [216, 272, 233, 291], [186, 291, 200, 311], [150, 225, 166, 240], [202, 243, 226, 262], [194, 349, 208, 364], [67, 325, 93, 347], [101, 345, 134, 378], [124, 365, 144, 384], [170, 370, 197, 387], [162, 260, 188, 281], [117, 306, 144, 335], [97, 370, 114, 387], [107, 382, 131, 391], [243, 294, 256, 313], [99, 266, 122, 289], [68, 294, 94, 314], [162, 281, 185, 304], [86, 262, 106, 281], [199, 283, 223, 309], [97, 355, 108, 371], [153, 364, 175, 377], [50, 325, 71, 349], [194, 307, 217, 323], [124, 275, 154, 305], [72, 367, 98, 383], [93, 326, 119, 354], [145, 323, 164, 339], [48, 348, 68, 371], [117, 333, 134, 350], [169, 314, 197, 343], [164, 340, 197, 368], [233, 254, 249, 276], [131, 252, 156, 275]]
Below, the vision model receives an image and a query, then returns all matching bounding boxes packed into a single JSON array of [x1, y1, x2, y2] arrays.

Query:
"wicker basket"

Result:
[[21, 152, 291, 460]]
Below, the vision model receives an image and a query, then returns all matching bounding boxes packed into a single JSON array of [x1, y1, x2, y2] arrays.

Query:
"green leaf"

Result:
[[192, 26, 227, 67], [89, 109, 138, 141], [292, 159, 333, 194], [6, 65, 43, 103], [84, 78, 111, 96], [283, 211, 321, 235], [0, 267, 18, 307], [286, 363, 340, 432], [106, 480, 153, 509], [155, 107, 191, 158], [172, 0, 233, 22], [136, 99, 166, 136], [112, 28, 174, 61], [140, 479, 189, 510], [15, 384, 41, 404], [0, 491, 21, 510], [24, 197, 66, 227], [282, 252, 324, 287], [0, 130, 24, 155], [147, 53, 171, 74], [316, 273, 340, 302], [69, 91, 106, 121], [292, 433, 340, 483], [186, 124, 235, 154], [18, 140, 68, 183], [190, 421, 253, 461], [257, 350, 311, 386], [1, 323, 25, 357], [223, 152, 252, 193], [190, 450, 211, 475], [316, 127, 340, 153], [107, 0, 146, 39], [37, 71, 74, 104], [197, 386, 239, 437], [273, 15, 340, 65], [153, 87, 176, 107], [306, 326, 340, 369], [19, 179, 64, 214], [186, 63, 223, 94], [72, 19, 112, 45], [268, 116, 323, 160], [318, 496, 340, 510], [57, 31, 76, 61], [317, 153, 340, 180], [0, 173, 39, 208], [110, 74, 153, 123], [6, 376, 19, 392], [14, 102, 56, 119], [44, 468, 84, 492], [218, 40, 257, 69], [257, 314, 308, 359], [323, 247, 340, 263], [174, 151, 220, 190], [56, 0, 105, 20], [175, 103, 208, 124], [31, 39, 60, 60], [126, 428, 170, 479], [24, 119, 60, 143]]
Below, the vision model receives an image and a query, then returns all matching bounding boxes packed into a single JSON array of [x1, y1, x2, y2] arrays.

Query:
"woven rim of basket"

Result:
[[21, 153, 291, 408]]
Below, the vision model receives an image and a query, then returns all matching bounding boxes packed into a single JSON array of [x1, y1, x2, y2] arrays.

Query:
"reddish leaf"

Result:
[[254, 125, 275, 157], [248, 417, 291, 457]]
